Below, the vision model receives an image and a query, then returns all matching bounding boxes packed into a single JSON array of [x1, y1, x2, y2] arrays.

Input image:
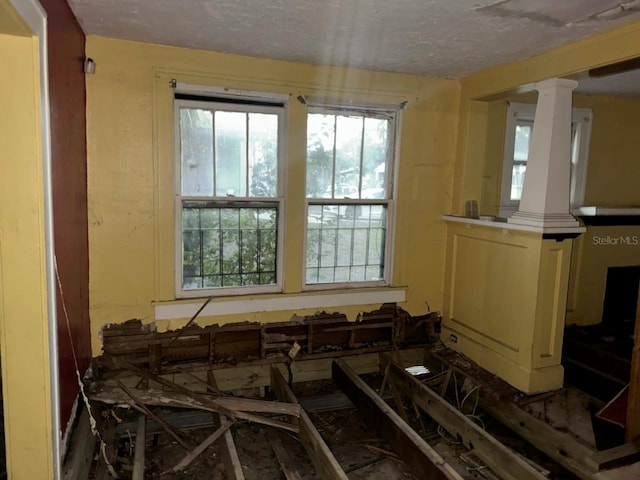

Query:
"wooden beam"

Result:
[[379, 354, 547, 480], [132, 416, 146, 480], [90, 386, 299, 433], [479, 399, 598, 479], [270, 365, 349, 480], [588, 57, 640, 78], [331, 359, 462, 480], [219, 427, 245, 480], [269, 432, 304, 480], [170, 420, 232, 473], [102, 347, 425, 393], [62, 406, 97, 480], [586, 439, 640, 471], [626, 283, 640, 442], [118, 381, 191, 450]]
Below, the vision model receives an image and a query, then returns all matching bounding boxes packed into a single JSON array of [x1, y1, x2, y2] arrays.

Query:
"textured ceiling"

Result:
[[68, 0, 640, 78]]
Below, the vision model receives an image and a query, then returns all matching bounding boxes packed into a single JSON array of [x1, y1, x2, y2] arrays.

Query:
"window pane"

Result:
[[249, 113, 278, 197], [362, 117, 389, 198], [334, 115, 363, 198], [182, 204, 277, 290], [306, 114, 335, 198], [180, 108, 213, 196], [306, 204, 387, 284], [510, 164, 527, 201], [305, 108, 393, 286], [514, 123, 532, 162], [215, 111, 247, 196]]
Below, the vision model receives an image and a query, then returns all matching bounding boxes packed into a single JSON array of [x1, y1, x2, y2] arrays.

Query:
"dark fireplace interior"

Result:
[[562, 265, 639, 449]]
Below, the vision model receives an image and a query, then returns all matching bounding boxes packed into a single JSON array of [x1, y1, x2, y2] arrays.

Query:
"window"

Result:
[[304, 107, 396, 287], [499, 102, 592, 218], [175, 95, 285, 296]]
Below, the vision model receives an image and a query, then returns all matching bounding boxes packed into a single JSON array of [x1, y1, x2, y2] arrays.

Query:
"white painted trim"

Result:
[[173, 96, 287, 298], [175, 81, 290, 103], [443, 215, 585, 235], [9, 1, 61, 478], [155, 288, 406, 320], [499, 102, 592, 216]]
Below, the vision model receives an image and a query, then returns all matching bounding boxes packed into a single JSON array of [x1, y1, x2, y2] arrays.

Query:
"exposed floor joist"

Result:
[[270, 365, 349, 480], [331, 359, 463, 480], [379, 353, 547, 480]]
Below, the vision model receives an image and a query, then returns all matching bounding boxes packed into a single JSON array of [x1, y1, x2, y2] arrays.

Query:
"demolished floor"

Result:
[[63, 306, 640, 479]]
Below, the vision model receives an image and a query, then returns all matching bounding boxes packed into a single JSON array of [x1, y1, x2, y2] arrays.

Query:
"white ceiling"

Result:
[[68, 0, 640, 79]]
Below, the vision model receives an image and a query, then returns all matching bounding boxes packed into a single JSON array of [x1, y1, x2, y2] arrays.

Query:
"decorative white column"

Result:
[[508, 78, 580, 231]]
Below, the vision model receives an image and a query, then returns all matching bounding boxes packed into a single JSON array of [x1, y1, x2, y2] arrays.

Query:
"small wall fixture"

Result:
[[84, 57, 96, 74]]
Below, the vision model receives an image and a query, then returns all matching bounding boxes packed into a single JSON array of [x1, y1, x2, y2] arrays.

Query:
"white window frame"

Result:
[[499, 102, 592, 218], [302, 105, 399, 291], [174, 95, 287, 298]]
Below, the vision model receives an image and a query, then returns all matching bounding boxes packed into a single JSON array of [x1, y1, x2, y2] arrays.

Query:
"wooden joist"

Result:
[[379, 354, 547, 480], [270, 365, 349, 480], [269, 432, 304, 480], [132, 416, 146, 480], [480, 398, 598, 479], [62, 406, 97, 480], [331, 359, 463, 480]]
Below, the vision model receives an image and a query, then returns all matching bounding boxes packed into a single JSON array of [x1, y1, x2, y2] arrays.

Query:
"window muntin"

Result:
[[176, 98, 283, 296], [304, 107, 395, 287]]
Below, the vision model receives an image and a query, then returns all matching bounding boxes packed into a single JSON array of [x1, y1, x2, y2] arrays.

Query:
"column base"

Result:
[[508, 211, 580, 230]]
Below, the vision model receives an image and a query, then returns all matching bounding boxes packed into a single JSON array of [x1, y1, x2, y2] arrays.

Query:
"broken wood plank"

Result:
[[269, 431, 304, 480], [270, 365, 349, 480], [331, 359, 462, 480], [132, 416, 146, 480], [90, 386, 299, 433], [379, 354, 547, 480], [118, 381, 191, 450], [94, 385, 300, 417], [586, 439, 640, 472], [219, 426, 244, 480], [170, 420, 232, 473]]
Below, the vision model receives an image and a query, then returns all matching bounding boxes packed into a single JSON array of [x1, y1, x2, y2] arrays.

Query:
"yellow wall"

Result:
[[0, 32, 54, 479], [85, 36, 461, 353], [480, 93, 640, 214], [453, 18, 640, 214], [442, 222, 571, 393]]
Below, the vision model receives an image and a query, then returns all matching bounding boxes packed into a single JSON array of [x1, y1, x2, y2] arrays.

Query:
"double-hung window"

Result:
[[304, 106, 396, 287], [175, 95, 285, 297], [499, 102, 592, 218]]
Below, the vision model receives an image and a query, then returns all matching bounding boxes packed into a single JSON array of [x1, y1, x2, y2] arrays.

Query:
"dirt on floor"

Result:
[[92, 373, 482, 480]]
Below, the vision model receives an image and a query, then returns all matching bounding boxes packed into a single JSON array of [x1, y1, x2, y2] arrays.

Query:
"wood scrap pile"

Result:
[[88, 356, 304, 479]]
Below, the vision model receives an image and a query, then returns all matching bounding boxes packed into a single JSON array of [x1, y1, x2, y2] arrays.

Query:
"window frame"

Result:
[[499, 102, 592, 218], [174, 96, 287, 298], [302, 105, 399, 291]]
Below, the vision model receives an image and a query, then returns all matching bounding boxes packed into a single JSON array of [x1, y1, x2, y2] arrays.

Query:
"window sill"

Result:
[[154, 287, 407, 321]]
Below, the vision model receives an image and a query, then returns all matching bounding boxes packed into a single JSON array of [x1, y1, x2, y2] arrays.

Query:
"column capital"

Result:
[[534, 77, 579, 92]]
